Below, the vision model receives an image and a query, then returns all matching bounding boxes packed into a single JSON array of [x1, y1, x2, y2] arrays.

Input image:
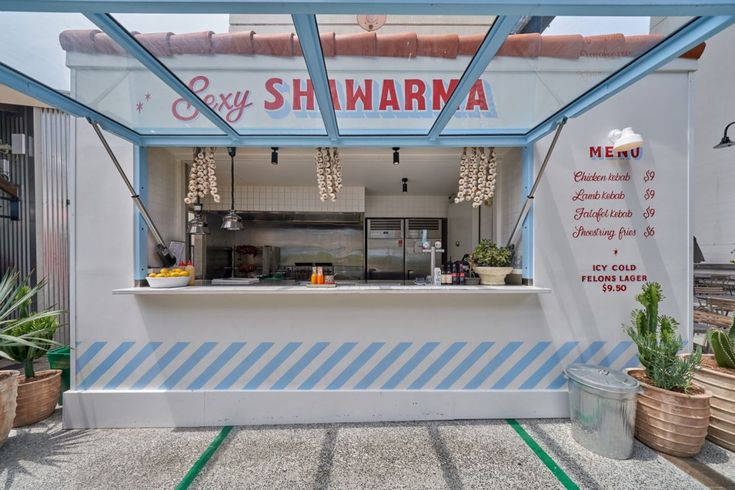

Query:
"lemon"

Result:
[[160, 268, 170, 274]]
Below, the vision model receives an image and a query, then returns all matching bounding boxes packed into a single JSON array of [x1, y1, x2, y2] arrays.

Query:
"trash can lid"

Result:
[[564, 364, 639, 393]]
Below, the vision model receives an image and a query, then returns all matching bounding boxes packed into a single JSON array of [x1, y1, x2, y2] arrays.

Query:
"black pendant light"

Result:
[[221, 146, 243, 231], [402, 177, 408, 193], [393, 147, 400, 165], [271, 147, 279, 165], [714, 121, 735, 149]]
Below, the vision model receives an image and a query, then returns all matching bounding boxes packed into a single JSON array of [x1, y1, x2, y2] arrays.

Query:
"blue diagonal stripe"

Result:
[[621, 353, 640, 369], [354, 342, 412, 389], [492, 342, 551, 389], [132, 342, 189, 390], [244, 342, 302, 389], [382, 342, 439, 389], [76, 341, 106, 373], [272, 342, 329, 390], [520, 341, 578, 389], [104, 342, 162, 389], [438, 342, 494, 389], [598, 341, 634, 367], [159, 342, 217, 389], [78, 342, 134, 390], [409, 342, 466, 390], [299, 342, 357, 390], [327, 343, 384, 390], [187, 342, 246, 390], [465, 342, 521, 389], [546, 341, 606, 389], [215, 343, 273, 390]]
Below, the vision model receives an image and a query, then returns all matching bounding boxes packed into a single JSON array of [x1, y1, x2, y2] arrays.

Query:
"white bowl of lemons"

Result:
[[146, 267, 191, 288]]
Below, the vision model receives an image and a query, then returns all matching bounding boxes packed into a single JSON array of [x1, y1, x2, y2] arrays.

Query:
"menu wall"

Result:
[[535, 72, 691, 349]]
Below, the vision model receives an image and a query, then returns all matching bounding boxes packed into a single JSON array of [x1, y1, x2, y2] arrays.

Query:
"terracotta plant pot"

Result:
[[0, 370, 19, 447], [626, 368, 711, 457], [472, 266, 513, 286], [692, 355, 735, 451], [13, 369, 61, 428]]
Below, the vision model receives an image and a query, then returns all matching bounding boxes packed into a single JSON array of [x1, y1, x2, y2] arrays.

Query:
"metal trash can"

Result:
[[565, 364, 640, 459]]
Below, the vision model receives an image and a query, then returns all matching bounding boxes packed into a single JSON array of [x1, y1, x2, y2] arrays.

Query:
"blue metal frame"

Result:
[[292, 14, 340, 140], [139, 134, 529, 147], [85, 13, 240, 139], [520, 145, 534, 281], [0, 62, 142, 144], [526, 14, 735, 144], [428, 15, 521, 139], [133, 145, 148, 280], [4, 1, 735, 16], [0, 4, 731, 150]]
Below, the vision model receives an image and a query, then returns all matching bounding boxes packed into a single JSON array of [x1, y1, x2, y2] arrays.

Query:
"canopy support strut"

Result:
[[88, 119, 176, 267], [506, 117, 567, 249]]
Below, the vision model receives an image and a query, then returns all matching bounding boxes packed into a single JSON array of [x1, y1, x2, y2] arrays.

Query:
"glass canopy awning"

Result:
[[0, 1, 733, 147]]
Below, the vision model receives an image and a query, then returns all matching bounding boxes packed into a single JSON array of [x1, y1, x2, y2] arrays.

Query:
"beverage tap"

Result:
[[422, 240, 445, 285]]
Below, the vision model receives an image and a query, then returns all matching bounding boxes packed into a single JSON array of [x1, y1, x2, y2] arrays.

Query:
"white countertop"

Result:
[[113, 284, 551, 295]]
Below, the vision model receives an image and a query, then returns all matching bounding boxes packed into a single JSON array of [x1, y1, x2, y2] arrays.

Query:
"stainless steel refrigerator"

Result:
[[366, 218, 444, 281]]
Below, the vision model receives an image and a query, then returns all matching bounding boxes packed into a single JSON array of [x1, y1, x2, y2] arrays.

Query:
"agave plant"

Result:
[[0, 270, 61, 379], [709, 319, 735, 369]]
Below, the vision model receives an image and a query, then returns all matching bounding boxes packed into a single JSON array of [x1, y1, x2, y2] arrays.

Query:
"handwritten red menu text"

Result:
[[574, 147, 657, 293]]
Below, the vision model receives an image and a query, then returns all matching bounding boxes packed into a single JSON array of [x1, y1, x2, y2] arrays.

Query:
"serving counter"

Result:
[[113, 283, 551, 295]]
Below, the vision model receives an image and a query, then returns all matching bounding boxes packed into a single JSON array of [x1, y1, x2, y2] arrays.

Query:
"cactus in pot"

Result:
[[694, 319, 735, 451], [709, 321, 735, 369], [624, 282, 710, 457]]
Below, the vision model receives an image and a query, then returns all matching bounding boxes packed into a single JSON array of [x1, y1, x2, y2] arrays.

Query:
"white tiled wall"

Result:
[[147, 148, 185, 264], [202, 185, 365, 213], [365, 195, 449, 218]]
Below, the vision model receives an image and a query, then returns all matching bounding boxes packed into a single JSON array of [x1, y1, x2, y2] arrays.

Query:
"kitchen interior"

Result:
[[145, 146, 524, 287]]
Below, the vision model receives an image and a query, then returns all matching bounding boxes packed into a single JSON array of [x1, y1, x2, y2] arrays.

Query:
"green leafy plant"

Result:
[[469, 240, 513, 267], [625, 282, 701, 393], [708, 317, 735, 369], [0, 270, 61, 379]]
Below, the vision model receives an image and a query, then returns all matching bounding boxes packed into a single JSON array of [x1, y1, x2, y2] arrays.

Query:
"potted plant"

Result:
[[0, 270, 61, 428], [690, 322, 735, 451], [624, 282, 711, 457], [469, 240, 513, 285]]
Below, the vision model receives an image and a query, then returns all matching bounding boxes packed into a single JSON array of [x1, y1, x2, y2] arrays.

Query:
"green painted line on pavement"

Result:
[[176, 425, 233, 490], [506, 419, 580, 490]]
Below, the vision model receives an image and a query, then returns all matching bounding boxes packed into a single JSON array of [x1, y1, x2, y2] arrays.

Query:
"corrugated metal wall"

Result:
[[0, 106, 36, 283], [34, 108, 72, 344]]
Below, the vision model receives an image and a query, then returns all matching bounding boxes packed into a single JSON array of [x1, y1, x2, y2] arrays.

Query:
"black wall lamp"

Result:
[[714, 121, 735, 149], [402, 177, 408, 193], [271, 147, 279, 165], [393, 147, 400, 165]]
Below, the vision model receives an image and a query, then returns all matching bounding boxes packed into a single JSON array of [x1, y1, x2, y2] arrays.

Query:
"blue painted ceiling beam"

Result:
[[85, 12, 240, 139], [4, 1, 735, 16], [292, 14, 340, 141], [0, 62, 142, 144], [526, 14, 735, 144], [139, 134, 529, 148], [428, 15, 521, 140]]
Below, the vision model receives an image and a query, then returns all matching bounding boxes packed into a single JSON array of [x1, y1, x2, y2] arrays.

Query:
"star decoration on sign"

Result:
[[613, 249, 619, 256], [136, 102, 144, 113], [145, 93, 151, 101]]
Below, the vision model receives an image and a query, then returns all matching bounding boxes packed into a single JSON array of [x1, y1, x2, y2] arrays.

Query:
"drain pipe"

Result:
[[506, 117, 567, 249], [88, 119, 177, 267]]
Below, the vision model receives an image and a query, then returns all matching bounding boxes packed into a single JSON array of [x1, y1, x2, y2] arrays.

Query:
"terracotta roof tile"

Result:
[[211, 30, 254, 55], [58, 29, 706, 61]]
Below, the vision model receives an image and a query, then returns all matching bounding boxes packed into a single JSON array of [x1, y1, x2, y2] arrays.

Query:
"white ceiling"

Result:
[[162, 147, 518, 195]]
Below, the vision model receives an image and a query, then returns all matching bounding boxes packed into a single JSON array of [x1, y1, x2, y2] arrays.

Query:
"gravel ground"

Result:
[[3, 412, 735, 489]]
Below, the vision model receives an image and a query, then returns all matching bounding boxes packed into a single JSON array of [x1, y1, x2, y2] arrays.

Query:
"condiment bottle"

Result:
[[310, 266, 318, 284], [317, 266, 325, 284], [185, 260, 196, 286]]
